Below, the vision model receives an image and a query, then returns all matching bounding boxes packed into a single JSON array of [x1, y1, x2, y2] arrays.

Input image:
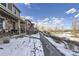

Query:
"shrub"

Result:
[[3, 40, 9, 44]]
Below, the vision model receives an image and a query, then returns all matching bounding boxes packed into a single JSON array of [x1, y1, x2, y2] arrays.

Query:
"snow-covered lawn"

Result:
[[0, 34, 44, 56], [44, 36, 79, 56], [60, 33, 79, 42], [52, 33, 79, 42]]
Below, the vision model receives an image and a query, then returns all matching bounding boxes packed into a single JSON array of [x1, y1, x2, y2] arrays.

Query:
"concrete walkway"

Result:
[[39, 32, 64, 56]]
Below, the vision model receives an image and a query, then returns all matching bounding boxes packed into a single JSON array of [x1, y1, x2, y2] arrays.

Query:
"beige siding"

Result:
[[16, 9, 20, 18], [0, 3, 20, 18]]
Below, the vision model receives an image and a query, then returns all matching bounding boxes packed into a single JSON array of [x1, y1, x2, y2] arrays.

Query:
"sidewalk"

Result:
[[39, 32, 64, 56]]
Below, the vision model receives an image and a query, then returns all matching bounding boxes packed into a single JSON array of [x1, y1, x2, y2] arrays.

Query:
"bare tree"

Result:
[[72, 19, 79, 37]]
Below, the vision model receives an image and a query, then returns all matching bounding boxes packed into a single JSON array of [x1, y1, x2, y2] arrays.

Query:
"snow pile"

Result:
[[0, 36, 44, 56], [45, 36, 79, 56], [70, 37, 79, 42], [55, 33, 71, 39], [60, 33, 71, 38]]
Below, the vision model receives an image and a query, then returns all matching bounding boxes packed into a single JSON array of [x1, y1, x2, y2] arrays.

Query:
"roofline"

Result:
[[25, 19, 31, 22]]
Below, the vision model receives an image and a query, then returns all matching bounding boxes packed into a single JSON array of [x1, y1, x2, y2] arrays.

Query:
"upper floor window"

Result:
[[14, 9, 16, 14], [8, 3, 12, 11], [1, 3, 6, 7], [13, 5, 16, 14]]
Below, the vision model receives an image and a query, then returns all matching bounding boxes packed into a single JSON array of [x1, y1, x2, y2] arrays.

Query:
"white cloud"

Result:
[[25, 16, 33, 20], [66, 8, 76, 14], [42, 18, 49, 22], [24, 3, 31, 8], [53, 19, 60, 24], [74, 13, 79, 18], [51, 17, 64, 30], [51, 17, 64, 25], [35, 17, 64, 31], [21, 16, 64, 30]]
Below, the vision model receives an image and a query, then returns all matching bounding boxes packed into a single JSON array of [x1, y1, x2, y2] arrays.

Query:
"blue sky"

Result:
[[16, 3, 79, 29]]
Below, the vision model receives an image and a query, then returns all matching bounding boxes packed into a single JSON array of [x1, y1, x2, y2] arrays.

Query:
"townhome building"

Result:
[[0, 3, 37, 37], [0, 3, 21, 34]]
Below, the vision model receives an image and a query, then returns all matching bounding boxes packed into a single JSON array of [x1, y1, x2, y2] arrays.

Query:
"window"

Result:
[[8, 3, 12, 11], [1, 3, 6, 7], [0, 18, 3, 29], [14, 9, 16, 14], [13, 5, 16, 14]]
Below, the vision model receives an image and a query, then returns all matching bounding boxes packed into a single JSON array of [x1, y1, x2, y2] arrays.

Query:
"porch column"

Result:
[[25, 23, 26, 34], [18, 19, 21, 34]]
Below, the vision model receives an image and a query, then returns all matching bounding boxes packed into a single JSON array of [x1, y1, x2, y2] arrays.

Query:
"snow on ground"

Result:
[[44, 36, 79, 56], [60, 33, 79, 42], [0, 35, 44, 56], [30, 33, 40, 38], [70, 37, 79, 42], [59, 33, 71, 38], [54, 33, 79, 42]]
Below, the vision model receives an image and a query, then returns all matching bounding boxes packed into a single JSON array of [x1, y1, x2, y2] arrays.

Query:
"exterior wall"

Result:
[[20, 23, 26, 33], [0, 14, 6, 29], [0, 3, 35, 35], [16, 9, 20, 17], [0, 13, 18, 32], [12, 4, 20, 18], [0, 3, 20, 33], [0, 3, 20, 18]]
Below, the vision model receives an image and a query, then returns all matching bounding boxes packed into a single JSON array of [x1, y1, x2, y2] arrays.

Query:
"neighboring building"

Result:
[[0, 3, 21, 34], [20, 17, 33, 34], [26, 19, 32, 30], [21, 16, 36, 34], [25, 19, 38, 34]]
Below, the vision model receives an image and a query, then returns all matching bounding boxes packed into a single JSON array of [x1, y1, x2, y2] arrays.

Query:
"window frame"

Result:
[[8, 3, 12, 11]]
